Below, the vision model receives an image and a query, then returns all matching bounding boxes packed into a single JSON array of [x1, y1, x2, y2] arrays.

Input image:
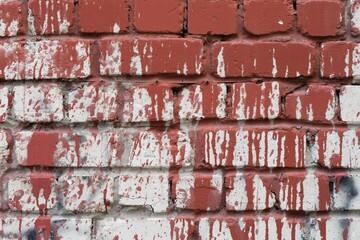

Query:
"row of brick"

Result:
[[1, 39, 359, 79], [0, 0, 357, 37], [0, 82, 359, 123], [2, 170, 360, 213], [0, 127, 359, 169], [2, 214, 359, 240]]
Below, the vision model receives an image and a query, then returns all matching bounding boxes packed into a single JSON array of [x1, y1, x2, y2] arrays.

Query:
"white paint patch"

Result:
[[340, 86, 360, 123], [130, 39, 143, 75], [113, 23, 120, 33], [217, 47, 226, 78], [101, 41, 122, 75], [118, 173, 169, 212]]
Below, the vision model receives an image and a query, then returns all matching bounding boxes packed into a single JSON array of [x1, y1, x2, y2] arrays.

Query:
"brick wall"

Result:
[[0, 0, 360, 239]]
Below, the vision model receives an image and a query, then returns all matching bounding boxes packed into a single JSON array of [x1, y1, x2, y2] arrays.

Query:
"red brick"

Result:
[[284, 85, 336, 122], [195, 127, 307, 168], [133, 0, 183, 34], [28, 0, 74, 35], [212, 42, 315, 78], [11, 84, 64, 122], [176, 83, 226, 120], [67, 81, 119, 122], [172, 171, 223, 211], [61, 173, 114, 212], [188, 0, 237, 35], [0, 0, 24, 37], [278, 171, 330, 211], [297, 0, 345, 37], [230, 82, 280, 120], [320, 42, 358, 79], [99, 38, 204, 76], [311, 129, 360, 168], [15, 130, 122, 167], [120, 85, 174, 123], [7, 173, 57, 212], [78, 0, 128, 33], [0, 40, 91, 80], [244, 0, 294, 35]]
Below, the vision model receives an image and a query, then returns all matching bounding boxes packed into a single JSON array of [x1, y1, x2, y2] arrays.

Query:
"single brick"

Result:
[[67, 82, 119, 122], [0, 129, 11, 167], [212, 42, 315, 78], [278, 171, 330, 211], [244, 0, 294, 35], [28, 0, 74, 35], [311, 129, 360, 169], [61, 173, 114, 212], [297, 0, 345, 37], [225, 172, 276, 211], [95, 218, 195, 240], [99, 38, 204, 76], [7, 173, 57, 212], [133, 0, 183, 33], [121, 85, 174, 123], [230, 82, 280, 120], [0, 0, 23, 37], [195, 128, 307, 168], [284, 85, 336, 122], [15, 130, 123, 167], [351, 0, 360, 35], [118, 172, 169, 212], [340, 86, 360, 123], [198, 216, 305, 239], [78, 0, 128, 33], [0, 40, 91, 80], [333, 174, 360, 210], [320, 42, 360, 79], [188, 0, 238, 35], [117, 129, 194, 168], [0, 216, 92, 239], [0, 86, 9, 122], [172, 171, 223, 211], [11, 84, 64, 122], [176, 83, 226, 120]]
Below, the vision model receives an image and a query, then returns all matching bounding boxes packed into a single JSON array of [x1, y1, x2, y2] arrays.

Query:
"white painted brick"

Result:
[[95, 218, 194, 240], [340, 86, 360, 123], [61, 173, 114, 212], [12, 84, 63, 122], [118, 172, 169, 212]]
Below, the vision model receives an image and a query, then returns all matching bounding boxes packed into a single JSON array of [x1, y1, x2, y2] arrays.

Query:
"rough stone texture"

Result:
[[1, 1, 360, 239]]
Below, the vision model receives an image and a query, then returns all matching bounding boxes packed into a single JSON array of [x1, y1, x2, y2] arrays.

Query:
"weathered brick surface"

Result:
[[1, 1, 360, 239], [28, 0, 74, 35]]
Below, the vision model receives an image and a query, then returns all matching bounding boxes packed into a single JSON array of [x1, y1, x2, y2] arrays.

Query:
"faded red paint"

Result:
[[212, 42, 315, 78], [99, 38, 204, 76]]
